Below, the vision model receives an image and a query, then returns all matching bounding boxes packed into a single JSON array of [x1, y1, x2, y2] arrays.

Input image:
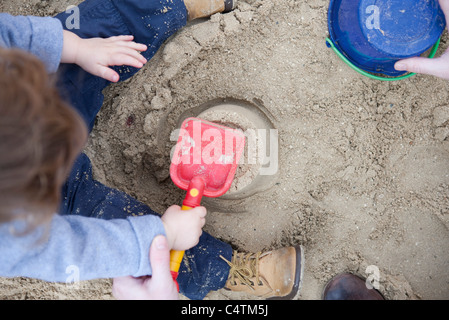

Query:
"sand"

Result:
[[1, 0, 448, 300]]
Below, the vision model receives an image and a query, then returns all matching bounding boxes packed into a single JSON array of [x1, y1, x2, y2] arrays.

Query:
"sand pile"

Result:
[[1, 0, 448, 300]]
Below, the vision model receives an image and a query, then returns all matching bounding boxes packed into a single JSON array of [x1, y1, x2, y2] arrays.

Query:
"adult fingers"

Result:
[[121, 40, 148, 53], [112, 276, 144, 299], [146, 235, 179, 299], [395, 55, 449, 80]]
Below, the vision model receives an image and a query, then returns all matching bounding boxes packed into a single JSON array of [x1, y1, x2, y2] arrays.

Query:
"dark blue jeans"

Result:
[[54, 0, 232, 300]]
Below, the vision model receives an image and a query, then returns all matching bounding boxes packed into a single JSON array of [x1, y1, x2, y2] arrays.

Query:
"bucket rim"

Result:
[[327, 0, 444, 78]]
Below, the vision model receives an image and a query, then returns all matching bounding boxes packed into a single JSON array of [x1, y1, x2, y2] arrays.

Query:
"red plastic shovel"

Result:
[[169, 117, 245, 291]]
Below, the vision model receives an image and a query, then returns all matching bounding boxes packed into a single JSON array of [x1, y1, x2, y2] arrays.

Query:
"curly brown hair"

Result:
[[0, 48, 88, 231]]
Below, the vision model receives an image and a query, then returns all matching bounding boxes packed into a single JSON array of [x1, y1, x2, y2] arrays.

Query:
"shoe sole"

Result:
[[267, 245, 305, 300]]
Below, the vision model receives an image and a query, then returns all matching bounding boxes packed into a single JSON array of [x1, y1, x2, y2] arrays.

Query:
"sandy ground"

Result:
[[1, 0, 449, 300]]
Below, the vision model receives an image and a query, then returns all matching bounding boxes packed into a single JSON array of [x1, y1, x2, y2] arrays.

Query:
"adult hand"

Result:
[[112, 235, 179, 300], [394, 0, 449, 80]]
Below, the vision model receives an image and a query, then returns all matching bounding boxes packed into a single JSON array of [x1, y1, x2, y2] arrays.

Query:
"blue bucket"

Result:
[[327, 0, 446, 79]]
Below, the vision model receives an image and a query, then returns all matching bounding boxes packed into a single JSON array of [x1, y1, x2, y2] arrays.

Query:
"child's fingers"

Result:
[[107, 35, 147, 52], [191, 206, 207, 228], [109, 53, 145, 69], [193, 206, 207, 219], [107, 35, 135, 42], [121, 41, 148, 53], [112, 276, 145, 299], [96, 65, 120, 82], [115, 47, 147, 64]]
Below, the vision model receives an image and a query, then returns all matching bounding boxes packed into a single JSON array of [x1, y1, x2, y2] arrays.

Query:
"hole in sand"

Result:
[[175, 99, 279, 200]]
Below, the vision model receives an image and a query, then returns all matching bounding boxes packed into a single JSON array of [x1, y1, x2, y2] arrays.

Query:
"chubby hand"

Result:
[[112, 235, 179, 300], [62, 31, 147, 82], [394, 0, 449, 80], [161, 205, 207, 251]]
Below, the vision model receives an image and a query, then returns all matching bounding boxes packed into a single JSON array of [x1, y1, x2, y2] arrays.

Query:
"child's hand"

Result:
[[161, 205, 207, 251], [394, 0, 449, 80], [61, 31, 147, 82]]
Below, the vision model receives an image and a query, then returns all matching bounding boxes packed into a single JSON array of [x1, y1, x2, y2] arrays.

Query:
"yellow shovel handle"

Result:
[[169, 205, 192, 274]]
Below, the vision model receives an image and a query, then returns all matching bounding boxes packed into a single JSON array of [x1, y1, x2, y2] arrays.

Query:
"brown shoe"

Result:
[[322, 273, 385, 300], [220, 245, 304, 299], [183, 0, 236, 21]]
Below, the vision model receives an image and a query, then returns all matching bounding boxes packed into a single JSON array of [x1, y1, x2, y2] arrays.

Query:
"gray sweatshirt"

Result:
[[0, 13, 166, 282]]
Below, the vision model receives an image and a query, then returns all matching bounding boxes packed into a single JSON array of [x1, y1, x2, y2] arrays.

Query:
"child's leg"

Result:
[[59, 153, 160, 219], [178, 232, 233, 299]]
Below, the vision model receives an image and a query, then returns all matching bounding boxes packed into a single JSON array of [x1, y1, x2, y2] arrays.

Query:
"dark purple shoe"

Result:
[[323, 273, 385, 300]]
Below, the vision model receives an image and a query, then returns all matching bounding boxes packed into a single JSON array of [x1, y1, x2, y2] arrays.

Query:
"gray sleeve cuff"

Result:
[[27, 16, 64, 73], [127, 214, 167, 277]]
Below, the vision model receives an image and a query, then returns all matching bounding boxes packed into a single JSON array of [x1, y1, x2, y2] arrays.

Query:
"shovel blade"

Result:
[[170, 117, 245, 197]]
